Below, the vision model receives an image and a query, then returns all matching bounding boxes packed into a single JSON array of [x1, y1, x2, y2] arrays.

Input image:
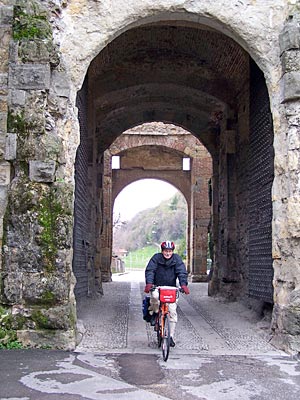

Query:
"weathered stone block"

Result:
[[288, 126, 300, 150], [288, 149, 300, 171], [34, 305, 75, 330], [18, 40, 53, 63], [10, 89, 26, 106], [281, 50, 300, 73], [52, 182, 74, 215], [50, 70, 71, 98], [287, 196, 300, 237], [5, 133, 16, 160], [281, 72, 300, 102], [279, 18, 300, 54], [0, 111, 7, 133], [9, 41, 18, 64], [34, 132, 63, 161], [0, 95, 7, 113], [29, 160, 56, 182], [0, 161, 10, 185], [0, 132, 5, 159], [0, 73, 8, 88], [17, 329, 76, 351], [9, 64, 50, 90], [282, 308, 300, 335], [0, 27, 11, 73], [0, 5, 14, 25], [3, 272, 23, 304], [22, 273, 69, 305], [0, 184, 8, 215]]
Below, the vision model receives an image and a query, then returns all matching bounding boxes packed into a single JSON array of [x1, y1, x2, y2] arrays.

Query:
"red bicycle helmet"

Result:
[[161, 241, 175, 251]]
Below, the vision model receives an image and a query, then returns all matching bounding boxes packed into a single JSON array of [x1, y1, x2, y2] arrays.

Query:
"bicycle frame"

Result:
[[158, 303, 170, 332], [159, 302, 169, 338], [152, 286, 180, 361]]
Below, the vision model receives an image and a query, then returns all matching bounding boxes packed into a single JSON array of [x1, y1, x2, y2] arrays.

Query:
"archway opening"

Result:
[[74, 20, 274, 314], [112, 179, 187, 274]]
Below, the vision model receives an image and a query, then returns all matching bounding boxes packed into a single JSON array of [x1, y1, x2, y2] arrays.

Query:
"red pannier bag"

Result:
[[159, 286, 177, 303]]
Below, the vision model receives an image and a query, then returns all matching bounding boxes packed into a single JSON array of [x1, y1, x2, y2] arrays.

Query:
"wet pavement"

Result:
[[1, 271, 300, 399]]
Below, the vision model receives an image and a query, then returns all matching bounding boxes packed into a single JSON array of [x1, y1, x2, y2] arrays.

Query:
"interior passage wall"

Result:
[[74, 80, 95, 298], [248, 60, 274, 303]]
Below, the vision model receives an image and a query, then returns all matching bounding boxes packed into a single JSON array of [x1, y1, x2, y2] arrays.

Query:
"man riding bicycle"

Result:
[[144, 240, 190, 347]]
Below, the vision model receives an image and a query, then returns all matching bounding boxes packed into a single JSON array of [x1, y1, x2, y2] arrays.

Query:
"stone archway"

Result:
[[95, 123, 212, 283], [1, 1, 300, 353]]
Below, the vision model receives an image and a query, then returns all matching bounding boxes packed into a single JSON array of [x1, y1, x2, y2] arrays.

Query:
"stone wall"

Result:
[[0, 0, 78, 349], [271, 14, 300, 353]]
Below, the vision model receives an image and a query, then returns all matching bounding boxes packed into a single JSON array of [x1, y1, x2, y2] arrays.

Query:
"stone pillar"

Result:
[[208, 157, 220, 295], [99, 152, 113, 282], [271, 15, 300, 353], [190, 156, 211, 282], [209, 125, 241, 298], [0, 1, 78, 350]]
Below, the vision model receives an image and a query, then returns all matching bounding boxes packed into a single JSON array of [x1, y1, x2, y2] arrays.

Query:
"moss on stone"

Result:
[[0, 306, 6, 316], [31, 310, 50, 329], [2, 314, 14, 330], [1, 313, 27, 331], [7, 110, 41, 161], [38, 191, 64, 273], [8, 181, 41, 214], [13, 0, 52, 41], [18, 161, 29, 175], [15, 315, 27, 330], [7, 110, 32, 136], [0, 308, 23, 348], [41, 290, 56, 306], [4, 181, 69, 274], [2, 193, 12, 243]]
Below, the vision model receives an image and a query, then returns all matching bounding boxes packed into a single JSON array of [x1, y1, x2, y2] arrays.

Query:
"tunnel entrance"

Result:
[[73, 22, 274, 310]]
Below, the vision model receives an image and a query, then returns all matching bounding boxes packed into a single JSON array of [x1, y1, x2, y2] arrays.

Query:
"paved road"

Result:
[[1, 271, 300, 399]]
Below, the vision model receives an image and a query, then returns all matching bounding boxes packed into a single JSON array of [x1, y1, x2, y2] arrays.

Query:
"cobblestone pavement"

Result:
[[2, 271, 299, 400], [76, 271, 279, 356]]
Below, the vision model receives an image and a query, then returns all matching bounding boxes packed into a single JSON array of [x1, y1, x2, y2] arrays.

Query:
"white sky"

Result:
[[113, 179, 178, 222]]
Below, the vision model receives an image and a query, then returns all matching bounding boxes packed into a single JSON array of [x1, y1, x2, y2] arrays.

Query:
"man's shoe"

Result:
[[170, 337, 175, 347]]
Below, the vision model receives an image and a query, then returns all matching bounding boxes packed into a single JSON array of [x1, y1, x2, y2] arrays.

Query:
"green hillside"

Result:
[[113, 192, 187, 258], [123, 245, 158, 270]]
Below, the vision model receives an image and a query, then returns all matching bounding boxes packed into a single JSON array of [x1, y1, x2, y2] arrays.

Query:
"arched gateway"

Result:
[[0, 1, 299, 353]]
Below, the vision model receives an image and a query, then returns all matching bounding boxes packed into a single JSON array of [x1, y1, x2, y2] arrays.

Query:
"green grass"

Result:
[[122, 245, 159, 270], [0, 340, 23, 349]]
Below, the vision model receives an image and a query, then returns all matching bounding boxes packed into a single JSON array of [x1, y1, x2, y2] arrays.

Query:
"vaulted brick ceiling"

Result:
[[88, 23, 249, 153]]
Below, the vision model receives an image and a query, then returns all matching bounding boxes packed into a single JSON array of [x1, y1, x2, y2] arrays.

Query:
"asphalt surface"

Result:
[[1, 271, 300, 400]]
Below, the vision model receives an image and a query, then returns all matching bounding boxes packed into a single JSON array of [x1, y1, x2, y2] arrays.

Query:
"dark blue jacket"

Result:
[[145, 253, 188, 287]]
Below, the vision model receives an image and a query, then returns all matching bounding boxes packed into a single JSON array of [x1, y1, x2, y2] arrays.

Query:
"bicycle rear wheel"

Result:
[[162, 314, 170, 361]]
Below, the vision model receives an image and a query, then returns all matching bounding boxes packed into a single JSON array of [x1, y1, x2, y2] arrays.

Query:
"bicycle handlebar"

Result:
[[150, 285, 184, 293]]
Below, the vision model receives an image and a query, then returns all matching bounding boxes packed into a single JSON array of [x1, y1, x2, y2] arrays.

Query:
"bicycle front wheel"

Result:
[[157, 314, 162, 348], [162, 314, 170, 361]]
